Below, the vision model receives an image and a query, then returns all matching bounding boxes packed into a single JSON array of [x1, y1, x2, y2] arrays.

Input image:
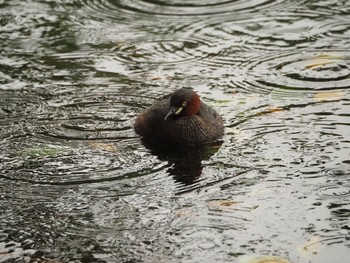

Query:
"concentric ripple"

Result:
[[317, 20, 350, 39], [0, 88, 150, 185], [80, 0, 303, 18], [246, 50, 350, 92], [109, 38, 211, 65], [315, 184, 350, 198], [41, 91, 140, 141], [198, 50, 350, 94]]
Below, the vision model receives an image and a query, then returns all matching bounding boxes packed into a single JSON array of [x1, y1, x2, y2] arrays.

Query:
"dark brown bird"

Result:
[[134, 89, 224, 147]]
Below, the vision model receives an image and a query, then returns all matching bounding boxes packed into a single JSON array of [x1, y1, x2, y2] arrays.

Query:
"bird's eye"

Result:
[[182, 101, 187, 107]]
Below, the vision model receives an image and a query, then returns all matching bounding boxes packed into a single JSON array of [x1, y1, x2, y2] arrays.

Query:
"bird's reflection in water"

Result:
[[141, 139, 222, 186]]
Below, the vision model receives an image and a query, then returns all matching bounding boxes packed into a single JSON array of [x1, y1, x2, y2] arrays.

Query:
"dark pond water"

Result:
[[1, 0, 350, 262]]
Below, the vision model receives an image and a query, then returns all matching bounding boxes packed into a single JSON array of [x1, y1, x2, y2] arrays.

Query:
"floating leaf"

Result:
[[305, 54, 346, 70], [304, 60, 333, 70], [88, 142, 118, 152], [256, 106, 284, 116], [265, 106, 284, 113], [297, 236, 323, 260], [175, 207, 198, 218], [314, 91, 344, 102], [316, 54, 346, 60], [237, 255, 290, 263], [208, 200, 240, 210]]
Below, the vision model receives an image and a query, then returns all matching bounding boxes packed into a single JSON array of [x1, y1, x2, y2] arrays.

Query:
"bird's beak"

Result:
[[164, 106, 183, 120]]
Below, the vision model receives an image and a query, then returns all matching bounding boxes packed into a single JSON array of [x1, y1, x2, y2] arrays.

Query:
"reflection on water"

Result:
[[142, 139, 222, 187], [0, 0, 350, 262]]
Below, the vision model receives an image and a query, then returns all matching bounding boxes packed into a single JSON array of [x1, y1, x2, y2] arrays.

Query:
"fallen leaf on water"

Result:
[[305, 54, 345, 70], [304, 60, 333, 70], [88, 142, 118, 152], [208, 200, 240, 210], [265, 106, 284, 113], [175, 207, 198, 218], [237, 255, 290, 263], [315, 54, 346, 60], [313, 91, 344, 102], [255, 106, 284, 116], [297, 235, 323, 260]]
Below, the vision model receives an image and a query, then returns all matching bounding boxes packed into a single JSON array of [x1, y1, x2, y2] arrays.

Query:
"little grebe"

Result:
[[134, 89, 224, 147]]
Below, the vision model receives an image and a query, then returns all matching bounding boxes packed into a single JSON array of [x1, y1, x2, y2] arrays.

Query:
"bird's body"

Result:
[[134, 89, 224, 147]]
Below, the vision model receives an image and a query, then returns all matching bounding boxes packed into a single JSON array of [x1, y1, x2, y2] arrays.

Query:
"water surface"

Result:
[[0, 0, 350, 262]]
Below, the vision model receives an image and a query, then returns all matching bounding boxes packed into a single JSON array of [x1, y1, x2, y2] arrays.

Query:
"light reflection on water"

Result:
[[0, 0, 350, 262]]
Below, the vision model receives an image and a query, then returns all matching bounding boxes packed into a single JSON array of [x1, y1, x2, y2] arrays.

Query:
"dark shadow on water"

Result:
[[141, 139, 222, 185]]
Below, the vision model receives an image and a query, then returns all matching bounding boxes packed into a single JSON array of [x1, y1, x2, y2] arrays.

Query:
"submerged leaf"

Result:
[[20, 146, 66, 157]]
